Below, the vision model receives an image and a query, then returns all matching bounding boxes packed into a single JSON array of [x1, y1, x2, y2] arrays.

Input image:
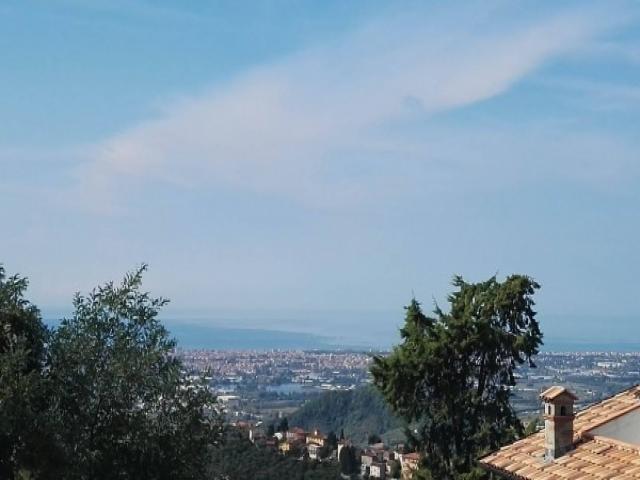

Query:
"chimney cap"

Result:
[[540, 386, 578, 402]]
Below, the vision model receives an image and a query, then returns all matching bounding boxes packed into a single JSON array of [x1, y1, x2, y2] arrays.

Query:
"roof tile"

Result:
[[480, 385, 640, 479]]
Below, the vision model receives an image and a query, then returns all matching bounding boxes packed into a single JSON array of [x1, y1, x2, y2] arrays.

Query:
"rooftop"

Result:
[[540, 386, 578, 402], [480, 385, 640, 479]]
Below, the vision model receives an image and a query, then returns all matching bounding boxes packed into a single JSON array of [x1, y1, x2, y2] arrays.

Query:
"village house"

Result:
[[306, 429, 327, 447], [382, 449, 396, 463], [307, 443, 322, 460], [286, 427, 307, 443], [481, 384, 640, 479], [278, 440, 292, 454], [369, 460, 387, 479], [400, 452, 420, 479], [361, 450, 376, 476]]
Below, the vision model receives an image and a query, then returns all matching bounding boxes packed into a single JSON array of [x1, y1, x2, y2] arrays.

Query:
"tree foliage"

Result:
[[0, 264, 223, 479], [338, 444, 358, 475], [524, 417, 541, 436], [0, 266, 57, 479], [389, 459, 401, 479], [289, 386, 403, 444], [326, 431, 338, 449], [277, 417, 289, 433], [48, 265, 223, 479], [371, 275, 542, 479], [209, 428, 339, 480]]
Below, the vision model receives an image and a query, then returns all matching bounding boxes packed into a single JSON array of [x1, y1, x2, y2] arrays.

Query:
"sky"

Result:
[[1, 0, 640, 347]]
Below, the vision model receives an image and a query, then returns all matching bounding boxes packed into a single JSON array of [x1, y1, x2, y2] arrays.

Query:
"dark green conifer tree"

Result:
[[367, 433, 382, 445], [278, 417, 289, 433], [326, 431, 338, 449], [371, 275, 542, 479], [338, 444, 358, 475]]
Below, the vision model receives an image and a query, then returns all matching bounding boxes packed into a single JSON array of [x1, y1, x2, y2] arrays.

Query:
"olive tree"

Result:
[[49, 266, 223, 480]]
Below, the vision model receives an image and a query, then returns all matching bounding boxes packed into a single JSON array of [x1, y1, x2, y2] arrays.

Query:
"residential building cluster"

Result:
[[232, 420, 420, 479], [178, 349, 640, 420], [177, 348, 373, 390]]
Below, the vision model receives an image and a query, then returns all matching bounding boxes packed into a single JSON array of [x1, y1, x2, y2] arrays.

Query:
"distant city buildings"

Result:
[[185, 349, 640, 479], [178, 348, 373, 391], [182, 349, 640, 424]]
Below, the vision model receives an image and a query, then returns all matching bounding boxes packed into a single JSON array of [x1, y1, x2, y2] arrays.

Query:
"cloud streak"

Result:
[[74, 3, 622, 212]]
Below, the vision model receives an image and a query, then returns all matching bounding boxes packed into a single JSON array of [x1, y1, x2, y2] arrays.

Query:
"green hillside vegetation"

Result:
[[208, 428, 339, 480], [289, 386, 405, 444]]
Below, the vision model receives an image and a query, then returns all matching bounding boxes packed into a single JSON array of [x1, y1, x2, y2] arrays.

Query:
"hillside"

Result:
[[288, 386, 405, 445], [208, 428, 339, 480]]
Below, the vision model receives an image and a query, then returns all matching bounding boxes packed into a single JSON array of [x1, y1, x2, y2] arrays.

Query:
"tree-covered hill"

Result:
[[289, 386, 404, 444], [208, 428, 339, 480]]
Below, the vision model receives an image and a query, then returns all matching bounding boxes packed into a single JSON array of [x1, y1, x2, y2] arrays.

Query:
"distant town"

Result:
[[175, 348, 640, 478], [178, 348, 640, 425]]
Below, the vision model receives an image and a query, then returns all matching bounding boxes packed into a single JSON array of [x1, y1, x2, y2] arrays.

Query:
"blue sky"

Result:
[[2, 1, 640, 346]]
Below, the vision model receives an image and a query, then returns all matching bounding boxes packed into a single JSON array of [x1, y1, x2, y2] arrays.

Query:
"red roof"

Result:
[[540, 386, 578, 401], [480, 385, 640, 480], [403, 452, 420, 461]]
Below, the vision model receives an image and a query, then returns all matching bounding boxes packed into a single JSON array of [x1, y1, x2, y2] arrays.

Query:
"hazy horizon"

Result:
[[42, 307, 640, 351]]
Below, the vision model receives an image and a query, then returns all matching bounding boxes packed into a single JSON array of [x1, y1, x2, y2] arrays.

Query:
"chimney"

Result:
[[540, 386, 578, 460]]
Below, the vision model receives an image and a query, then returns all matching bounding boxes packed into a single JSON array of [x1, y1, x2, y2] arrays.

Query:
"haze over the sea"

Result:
[[45, 311, 640, 352]]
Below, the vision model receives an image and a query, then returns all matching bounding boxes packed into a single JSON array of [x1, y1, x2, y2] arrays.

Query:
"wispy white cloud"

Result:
[[72, 3, 624, 212]]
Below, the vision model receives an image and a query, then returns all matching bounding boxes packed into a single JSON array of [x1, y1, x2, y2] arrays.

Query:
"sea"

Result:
[[159, 323, 640, 353], [164, 320, 640, 352], [44, 316, 640, 352]]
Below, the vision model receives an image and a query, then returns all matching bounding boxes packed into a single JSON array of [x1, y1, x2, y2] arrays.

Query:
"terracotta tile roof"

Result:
[[403, 452, 421, 461], [540, 386, 578, 401], [480, 385, 640, 479]]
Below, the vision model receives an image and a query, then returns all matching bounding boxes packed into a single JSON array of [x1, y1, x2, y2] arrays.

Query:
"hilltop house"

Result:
[[306, 429, 327, 447], [286, 427, 307, 443], [480, 384, 640, 479], [307, 443, 322, 460], [278, 440, 291, 454], [400, 452, 420, 479], [370, 461, 387, 479], [305, 429, 327, 460], [361, 450, 376, 476]]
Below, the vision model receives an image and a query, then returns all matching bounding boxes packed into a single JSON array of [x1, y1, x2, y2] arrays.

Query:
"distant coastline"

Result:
[[166, 323, 337, 350], [150, 324, 640, 353], [541, 340, 640, 353], [44, 319, 640, 353]]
